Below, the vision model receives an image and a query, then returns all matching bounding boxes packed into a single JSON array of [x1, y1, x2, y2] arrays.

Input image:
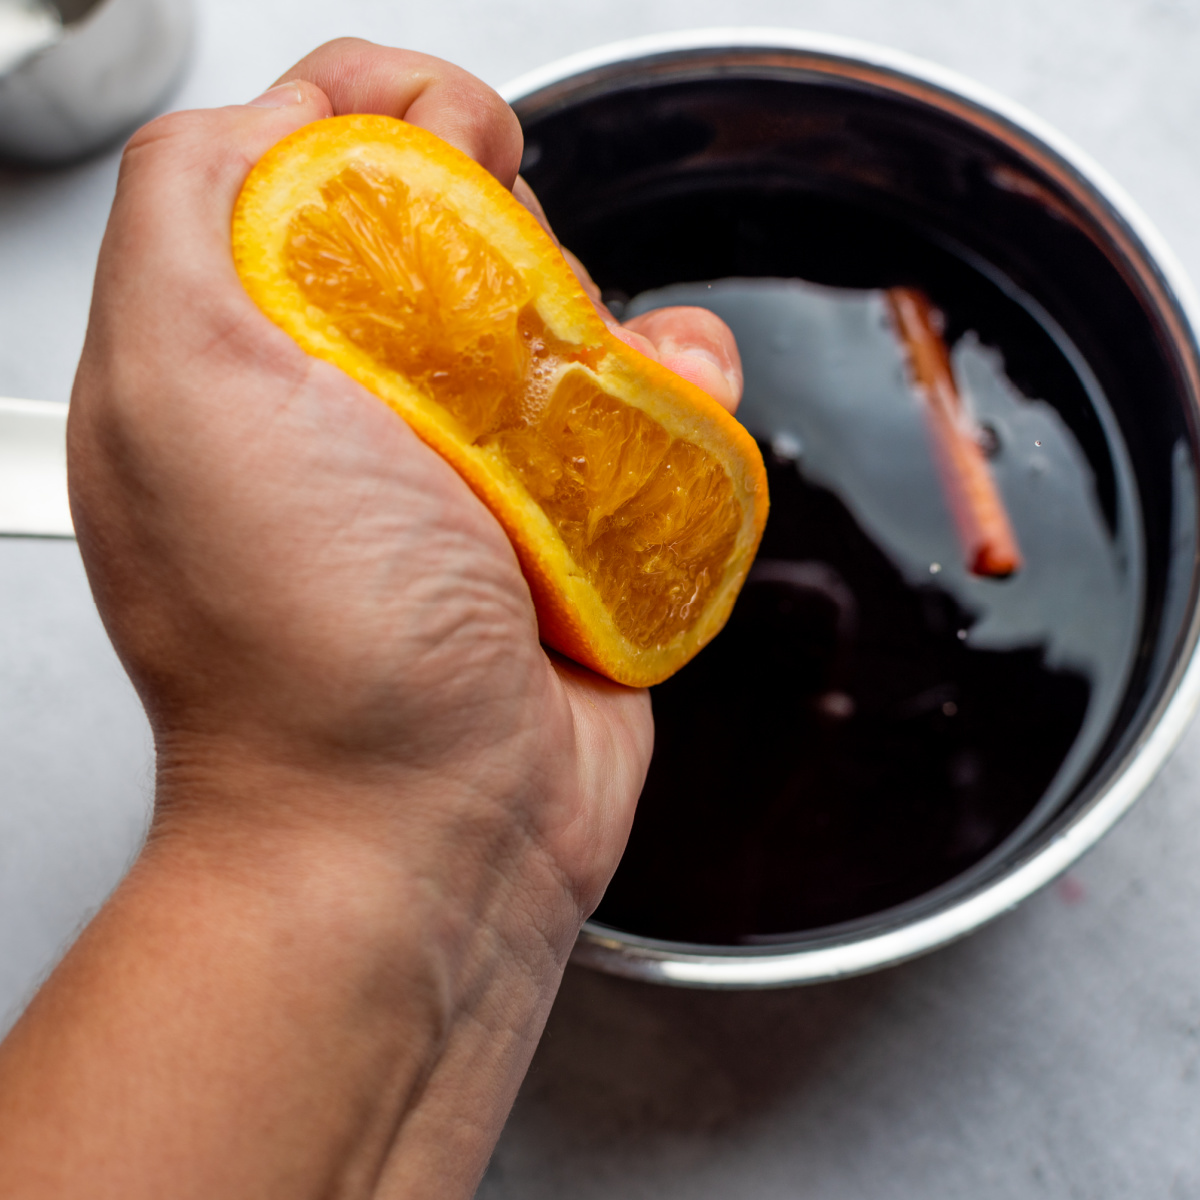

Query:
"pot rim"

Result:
[[502, 28, 1200, 989]]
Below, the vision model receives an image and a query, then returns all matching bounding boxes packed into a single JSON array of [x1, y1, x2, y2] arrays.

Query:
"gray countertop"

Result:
[[3, 2, 1200, 1196]]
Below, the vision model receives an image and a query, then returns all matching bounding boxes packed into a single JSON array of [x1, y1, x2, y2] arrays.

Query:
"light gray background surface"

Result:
[[3, 2, 1200, 1196]]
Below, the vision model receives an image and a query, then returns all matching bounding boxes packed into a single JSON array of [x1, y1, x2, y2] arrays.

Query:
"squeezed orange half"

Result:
[[232, 114, 768, 686]]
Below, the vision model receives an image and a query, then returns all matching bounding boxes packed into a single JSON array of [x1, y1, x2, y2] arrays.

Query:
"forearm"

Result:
[[0, 40, 658, 1196], [0, 757, 575, 1199]]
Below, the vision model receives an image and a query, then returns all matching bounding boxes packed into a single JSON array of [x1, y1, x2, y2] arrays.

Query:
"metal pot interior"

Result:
[[510, 38, 1200, 985]]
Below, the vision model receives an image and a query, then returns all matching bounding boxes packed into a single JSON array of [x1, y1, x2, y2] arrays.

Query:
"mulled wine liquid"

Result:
[[590, 269, 1143, 946]]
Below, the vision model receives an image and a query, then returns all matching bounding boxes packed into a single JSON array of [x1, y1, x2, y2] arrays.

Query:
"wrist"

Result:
[[147, 728, 586, 1024], [8, 740, 584, 1198]]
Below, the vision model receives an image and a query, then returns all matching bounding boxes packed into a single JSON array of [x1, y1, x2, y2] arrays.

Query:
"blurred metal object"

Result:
[[0, 398, 72, 537], [0, 0, 191, 163], [0, 0, 60, 76]]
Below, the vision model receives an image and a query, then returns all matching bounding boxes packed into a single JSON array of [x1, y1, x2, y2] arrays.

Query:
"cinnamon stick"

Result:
[[886, 287, 1023, 578]]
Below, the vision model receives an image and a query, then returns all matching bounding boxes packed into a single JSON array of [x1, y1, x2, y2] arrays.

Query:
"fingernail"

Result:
[[246, 83, 304, 109], [671, 343, 742, 393], [671, 343, 722, 368]]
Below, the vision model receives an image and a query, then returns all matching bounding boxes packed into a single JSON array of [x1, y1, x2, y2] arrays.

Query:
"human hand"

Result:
[[0, 38, 744, 1200], [72, 37, 743, 911]]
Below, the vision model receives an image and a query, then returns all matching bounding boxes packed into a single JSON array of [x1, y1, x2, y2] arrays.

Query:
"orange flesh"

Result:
[[284, 164, 740, 649]]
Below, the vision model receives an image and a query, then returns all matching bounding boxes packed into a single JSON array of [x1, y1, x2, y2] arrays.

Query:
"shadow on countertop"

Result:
[[473, 880, 1167, 1200], [507, 957, 898, 1140], [475, 942, 942, 1200]]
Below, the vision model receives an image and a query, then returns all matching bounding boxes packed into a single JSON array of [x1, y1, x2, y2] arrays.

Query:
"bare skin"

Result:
[[0, 39, 743, 1200]]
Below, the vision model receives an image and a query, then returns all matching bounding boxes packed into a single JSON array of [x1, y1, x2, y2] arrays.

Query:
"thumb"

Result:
[[101, 81, 334, 294], [69, 83, 336, 537]]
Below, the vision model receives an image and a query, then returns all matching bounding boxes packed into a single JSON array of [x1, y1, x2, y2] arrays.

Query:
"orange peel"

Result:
[[232, 114, 768, 686]]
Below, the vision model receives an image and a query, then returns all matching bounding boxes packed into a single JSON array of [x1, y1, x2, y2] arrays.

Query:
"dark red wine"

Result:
[[591, 272, 1142, 946]]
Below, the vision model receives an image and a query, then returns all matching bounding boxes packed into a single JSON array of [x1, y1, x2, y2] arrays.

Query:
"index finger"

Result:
[[274, 38, 523, 187], [92, 40, 527, 370], [73, 41, 527, 508]]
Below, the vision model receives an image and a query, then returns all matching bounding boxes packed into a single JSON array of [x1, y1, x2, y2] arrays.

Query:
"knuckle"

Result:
[[123, 108, 206, 158], [118, 110, 219, 193], [458, 90, 522, 182], [318, 34, 373, 57]]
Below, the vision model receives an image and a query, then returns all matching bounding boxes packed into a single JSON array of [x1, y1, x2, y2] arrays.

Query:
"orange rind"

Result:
[[232, 114, 768, 686]]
